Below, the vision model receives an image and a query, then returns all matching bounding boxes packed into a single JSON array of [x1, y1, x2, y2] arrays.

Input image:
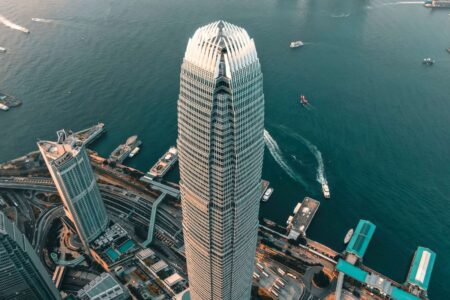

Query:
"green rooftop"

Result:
[[391, 287, 420, 300], [336, 259, 368, 282], [346, 220, 376, 258], [407, 246, 436, 291]]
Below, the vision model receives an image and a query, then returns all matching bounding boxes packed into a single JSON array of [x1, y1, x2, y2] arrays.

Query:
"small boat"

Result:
[[447, 48, 450, 53], [422, 58, 434, 65], [128, 147, 140, 158], [322, 182, 330, 199], [262, 187, 274, 202], [344, 228, 354, 244], [300, 95, 308, 105], [0, 47, 6, 53], [290, 41, 304, 48]]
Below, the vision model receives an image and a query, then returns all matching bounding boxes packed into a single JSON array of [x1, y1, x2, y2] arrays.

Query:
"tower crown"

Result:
[[184, 20, 258, 78]]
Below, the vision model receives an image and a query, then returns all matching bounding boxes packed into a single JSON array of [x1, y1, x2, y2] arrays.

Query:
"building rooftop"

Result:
[[77, 272, 128, 300], [184, 20, 258, 78], [407, 246, 436, 291], [136, 248, 155, 260], [37, 130, 83, 165], [365, 273, 393, 296], [151, 260, 168, 273], [336, 259, 368, 282], [337, 259, 421, 300], [346, 220, 376, 258], [164, 273, 184, 286], [391, 287, 420, 300]]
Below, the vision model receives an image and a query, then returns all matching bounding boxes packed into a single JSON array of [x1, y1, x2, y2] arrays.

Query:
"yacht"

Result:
[[344, 229, 354, 244], [262, 187, 274, 202], [300, 95, 308, 105], [423, 58, 434, 65], [322, 182, 330, 199], [290, 41, 304, 48]]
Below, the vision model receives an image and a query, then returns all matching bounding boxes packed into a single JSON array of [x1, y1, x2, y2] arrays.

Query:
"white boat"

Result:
[[422, 58, 434, 65], [344, 228, 354, 244], [290, 41, 304, 48], [128, 147, 140, 158], [0, 47, 6, 53], [322, 182, 330, 199], [262, 187, 274, 202]]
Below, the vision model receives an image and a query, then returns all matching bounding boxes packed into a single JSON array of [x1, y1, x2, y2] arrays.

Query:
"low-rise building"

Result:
[[76, 272, 129, 300]]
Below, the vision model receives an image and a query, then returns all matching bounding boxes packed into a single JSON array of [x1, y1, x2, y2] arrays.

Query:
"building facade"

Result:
[[177, 21, 265, 300], [0, 211, 61, 299], [38, 130, 109, 251]]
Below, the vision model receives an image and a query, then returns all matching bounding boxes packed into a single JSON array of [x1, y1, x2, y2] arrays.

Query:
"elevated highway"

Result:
[[0, 177, 182, 246]]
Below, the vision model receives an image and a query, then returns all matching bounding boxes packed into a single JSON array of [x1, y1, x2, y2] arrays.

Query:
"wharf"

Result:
[[260, 180, 269, 197], [0, 91, 22, 111], [425, 0, 450, 7], [74, 123, 105, 146], [286, 197, 320, 240]]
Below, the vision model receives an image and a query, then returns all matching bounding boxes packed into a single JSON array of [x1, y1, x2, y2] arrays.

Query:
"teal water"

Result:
[[0, 0, 449, 297]]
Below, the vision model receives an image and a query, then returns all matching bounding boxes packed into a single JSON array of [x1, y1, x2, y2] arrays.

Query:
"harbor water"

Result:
[[0, 0, 449, 297]]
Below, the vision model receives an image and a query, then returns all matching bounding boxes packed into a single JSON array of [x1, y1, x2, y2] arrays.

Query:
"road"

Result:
[[0, 176, 183, 247]]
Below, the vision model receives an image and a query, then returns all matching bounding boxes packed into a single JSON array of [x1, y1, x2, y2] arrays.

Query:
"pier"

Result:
[[286, 197, 320, 240]]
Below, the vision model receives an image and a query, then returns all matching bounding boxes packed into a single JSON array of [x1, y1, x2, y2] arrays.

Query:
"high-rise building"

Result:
[[0, 211, 61, 299], [38, 130, 108, 251], [177, 21, 265, 300]]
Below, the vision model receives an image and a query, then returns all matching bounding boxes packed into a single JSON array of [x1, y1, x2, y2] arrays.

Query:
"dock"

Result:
[[286, 197, 320, 240], [74, 123, 105, 146], [424, 0, 450, 7], [109, 135, 142, 164], [0, 91, 22, 111], [141, 147, 178, 181]]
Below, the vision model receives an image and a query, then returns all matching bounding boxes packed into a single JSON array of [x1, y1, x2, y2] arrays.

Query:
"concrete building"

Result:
[[38, 130, 108, 251], [76, 272, 129, 300], [0, 211, 61, 299], [177, 21, 265, 300]]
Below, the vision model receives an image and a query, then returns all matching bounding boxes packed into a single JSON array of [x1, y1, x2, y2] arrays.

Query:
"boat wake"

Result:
[[0, 15, 29, 33], [331, 13, 351, 18], [31, 18, 54, 23], [264, 129, 307, 187], [281, 128, 328, 185]]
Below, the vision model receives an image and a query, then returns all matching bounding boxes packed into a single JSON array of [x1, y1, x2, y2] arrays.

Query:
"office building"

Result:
[[0, 211, 61, 299], [177, 21, 265, 300], [38, 130, 108, 251]]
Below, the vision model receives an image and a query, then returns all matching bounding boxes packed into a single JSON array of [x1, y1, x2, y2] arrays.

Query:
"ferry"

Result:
[[0, 47, 6, 53], [109, 135, 142, 163], [262, 187, 274, 202], [422, 58, 434, 65], [322, 182, 330, 199], [74, 122, 105, 146], [300, 95, 308, 105], [290, 41, 304, 48], [128, 147, 140, 158], [148, 146, 178, 178], [344, 228, 354, 244]]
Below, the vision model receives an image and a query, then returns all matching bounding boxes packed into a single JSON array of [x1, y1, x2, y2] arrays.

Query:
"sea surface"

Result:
[[0, 0, 449, 297]]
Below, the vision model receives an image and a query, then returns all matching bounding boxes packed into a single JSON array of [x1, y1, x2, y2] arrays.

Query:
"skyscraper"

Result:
[[38, 130, 108, 252], [177, 21, 265, 300], [0, 211, 61, 299]]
